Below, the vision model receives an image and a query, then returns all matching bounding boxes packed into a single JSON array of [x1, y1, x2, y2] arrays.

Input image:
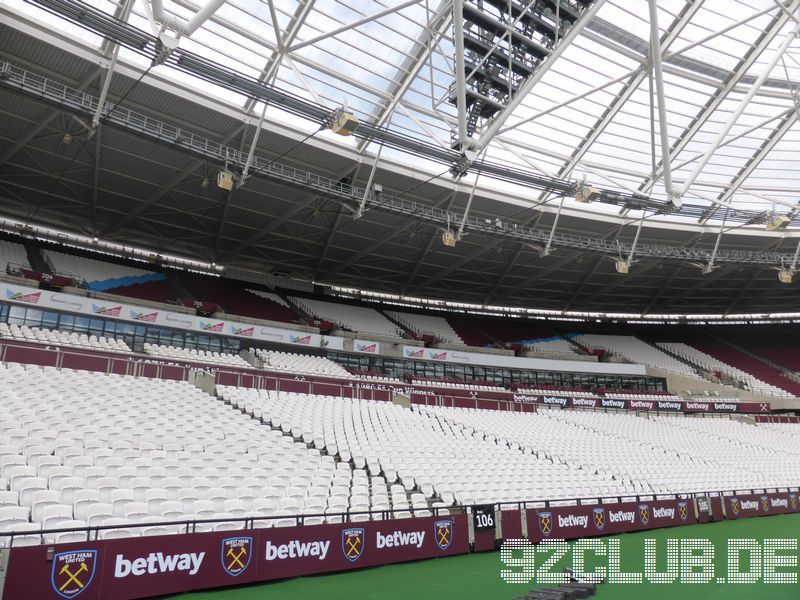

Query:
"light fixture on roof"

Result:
[[329, 106, 359, 136], [766, 212, 791, 230], [574, 181, 600, 203], [152, 31, 180, 67], [200, 177, 209, 190], [216, 170, 235, 191], [441, 230, 457, 247], [778, 269, 793, 284], [614, 258, 629, 274], [62, 132, 72, 145]]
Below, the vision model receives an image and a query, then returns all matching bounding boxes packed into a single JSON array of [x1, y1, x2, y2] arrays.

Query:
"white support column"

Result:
[[452, 0, 469, 150], [647, 0, 675, 202]]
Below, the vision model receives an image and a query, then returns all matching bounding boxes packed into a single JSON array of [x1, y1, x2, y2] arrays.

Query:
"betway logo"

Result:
[[657, 401, 682, 411], [376, 530, 425, 549], [685, 402, 710, 411], [572, 398, 597, 407], [114, 552, 204, 577], [601, 399, 625, 409], [609, 510, 635, 523], [265, 540, 329, 561], [513, 394, 538, 403], [543, 396, 568, 407], [740, 500, 759, 511], [653, 507, 675, 519], [714, 403, 737, 411], [628, 400, 654, 410], [558, 514, 588, 529], [771, 498, 788, 508]]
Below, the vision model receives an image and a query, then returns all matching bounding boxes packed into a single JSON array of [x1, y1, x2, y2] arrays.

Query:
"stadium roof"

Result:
[[2, 0, 800, 314]]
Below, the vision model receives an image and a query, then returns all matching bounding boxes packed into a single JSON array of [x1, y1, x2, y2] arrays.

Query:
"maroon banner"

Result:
[[525, 499, 692, 543], [3, 516, 467, 600], [21, 269, 75, 288], [725, 492, 797, 519]]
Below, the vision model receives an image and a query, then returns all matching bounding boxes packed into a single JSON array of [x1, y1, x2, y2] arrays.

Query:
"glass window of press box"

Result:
[[0, 303, 241, 354]]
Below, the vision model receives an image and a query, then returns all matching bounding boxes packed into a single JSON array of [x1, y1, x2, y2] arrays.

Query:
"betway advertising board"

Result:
[[2, 516, 467, 599], [510, 394, 770, 414], [0, 282, 333, 349], [724, 492, 797, 520], [526, 499, 692, 543]]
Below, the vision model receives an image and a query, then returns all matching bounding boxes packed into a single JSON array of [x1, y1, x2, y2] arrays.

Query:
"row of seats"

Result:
[[411, 379, 505, 392], [254, 349, 352, 378], [0, 365, 392, 547], [384, 310, 463, 344], [0, 240, 30, 271], [142, 343, 251, 368], [575, 334, 701, 380], [521, 337, 578, 354], [658, 342, 789, 398], [289, 297, 403, 338], [0, 324, 130, 353], [43, 250, 155, 286]]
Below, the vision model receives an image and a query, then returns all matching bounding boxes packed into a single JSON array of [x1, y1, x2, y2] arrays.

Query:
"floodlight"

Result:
[[442, 230, 457, 247], [614, 259, 629, 274], [778, 269, 793, 284]]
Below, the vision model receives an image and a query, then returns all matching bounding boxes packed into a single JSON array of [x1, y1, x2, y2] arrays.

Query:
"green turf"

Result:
[[163, 513, 800, 599]]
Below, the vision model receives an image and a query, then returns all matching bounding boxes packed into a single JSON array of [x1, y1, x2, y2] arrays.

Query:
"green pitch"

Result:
[[163, 513, 800, 599]]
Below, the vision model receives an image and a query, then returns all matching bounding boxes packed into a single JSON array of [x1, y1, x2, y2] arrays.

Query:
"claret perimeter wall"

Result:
[[3, 491, 799, 599]]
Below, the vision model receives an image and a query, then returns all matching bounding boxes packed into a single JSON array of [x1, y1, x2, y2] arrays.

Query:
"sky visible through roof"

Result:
[[8, 0, 800, 222]]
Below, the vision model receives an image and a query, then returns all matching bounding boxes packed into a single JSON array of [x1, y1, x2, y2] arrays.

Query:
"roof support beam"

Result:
[[289, 0, 422, 52], [700, 110, 799, 224], [541, 1, 703, 188], [675, 14, 800, 202], [102, 125, 246, 236], [472, 0, 609, 152], [639, 1, 799, 194]]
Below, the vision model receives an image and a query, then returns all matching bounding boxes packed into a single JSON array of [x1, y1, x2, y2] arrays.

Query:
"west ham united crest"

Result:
[[221, 536, 252, 576], [790, 494, 798, 510], [538, 511, 552, 537], [342, 528, 365, 562], [730, 497, 740, 515], [678, 501, 688, 522], [434, 519, 453, 550], [638, 504, 650, 525], [761, 495, 769, 513], [593, 507, 606, 531], [51, 550, 97, 599]]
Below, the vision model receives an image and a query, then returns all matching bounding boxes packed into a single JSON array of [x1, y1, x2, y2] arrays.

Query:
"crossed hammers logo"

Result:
[[437, 525, 450, 547], [59, 562, 88, 592], [226, 547, 247, 571]]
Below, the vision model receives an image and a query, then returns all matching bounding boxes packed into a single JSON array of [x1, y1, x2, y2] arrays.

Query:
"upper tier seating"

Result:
[[42, 250, 162, 291], [657, 342, 789, 398], [105, 278, 181, 304], [0, 365, 352, 545], [181, 276, 298, 324], [254, 349, 351, 378], [0, 324, 130, 353], [289, 297, 402, 338], [522, 337, 578, 354], [0, 240, 30, 271], [447, 316, 555, 347], [575, 334, 699, 379], [383, 311, 463, 344], [142, 343, 251, 368], [445, 317, 495, 347], [685, 341, 800, 397]]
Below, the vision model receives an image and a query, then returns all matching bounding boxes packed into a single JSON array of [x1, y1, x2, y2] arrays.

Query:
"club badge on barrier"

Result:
[[434, 519, 453, 550], [761, 495, 770, 513], [730, 497, 740, 515], [790, 493, 798, 510], [51, 550, 97, 599], [221, 536, 252, 576], [593, 507, 606, 531], [538, 511, 552, 537], [342, 528, 365, 562], [678, 501, 689, 522], [638, 504, 650, 525]]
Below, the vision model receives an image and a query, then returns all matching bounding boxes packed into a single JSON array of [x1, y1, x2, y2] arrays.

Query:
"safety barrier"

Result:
[[1, 488, 798, 599]]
